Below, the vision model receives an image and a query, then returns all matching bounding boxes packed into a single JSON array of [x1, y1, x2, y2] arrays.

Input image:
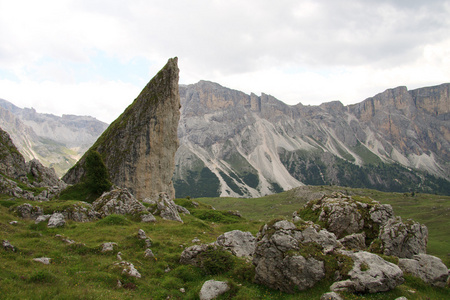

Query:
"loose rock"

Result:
[[33, 257, 51, 265], [47, 213, 65, 228], [199, 280, 230, 300], [399, 254, 449, 287]]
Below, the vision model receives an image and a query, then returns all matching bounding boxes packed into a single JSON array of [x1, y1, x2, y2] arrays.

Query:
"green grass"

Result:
[[1, 187, 449, 299]]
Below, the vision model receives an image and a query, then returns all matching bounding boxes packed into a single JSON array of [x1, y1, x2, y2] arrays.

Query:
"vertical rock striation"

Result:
[[63, 57, 180, 200]]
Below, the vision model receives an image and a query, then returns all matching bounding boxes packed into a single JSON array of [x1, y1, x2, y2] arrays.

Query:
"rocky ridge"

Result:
[[174, 81, 450, 198], [0, 99, 108, 177]]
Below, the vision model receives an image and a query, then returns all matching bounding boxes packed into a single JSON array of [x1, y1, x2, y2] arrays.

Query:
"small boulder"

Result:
[[114, 261, 141, 278], [9, 221, 18, 225], [321, 291, 343, 300], [101, 242, 118, 252], [199, 280, 230, 300], [47, 213, 65, 228], [92, 188, 148, 218], [14, 203, 43, 219], [33, 257, 51, 265], [141, 213, 156, 223], [398, 254, 449, 288], [144, 248, 155, 259], [35, 214, 51, 224], [155, 192, 183, 223], [137, 229, 147, 240], [2, 240, 16, 252], [216, 230, 256, 259]]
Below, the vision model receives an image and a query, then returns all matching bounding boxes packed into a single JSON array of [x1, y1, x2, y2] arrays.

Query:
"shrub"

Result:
[[198, 246, 234, 275], [28, 270, 57, 283], [96, 214, 131, 226]]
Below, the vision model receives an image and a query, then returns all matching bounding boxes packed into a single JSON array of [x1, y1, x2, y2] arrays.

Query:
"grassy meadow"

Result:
[[1, 186, 449, 299]]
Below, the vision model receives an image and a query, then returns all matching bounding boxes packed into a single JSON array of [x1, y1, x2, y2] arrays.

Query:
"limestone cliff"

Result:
[[63, 58, 180, 200], [174, 81, 450, 198]]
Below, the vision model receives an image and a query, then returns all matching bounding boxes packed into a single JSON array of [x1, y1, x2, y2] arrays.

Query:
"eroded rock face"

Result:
[[63, 58, 180, 201], [92, 188, 149, 218], [399, 254, 449, 287], [379, 217, 428, 258]]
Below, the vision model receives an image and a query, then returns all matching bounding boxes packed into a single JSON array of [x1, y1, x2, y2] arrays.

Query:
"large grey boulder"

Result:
[[399, 254, 449, 287], [199, 280, 230, 300], [47, 213, 66, 228], [216, 230, 256, 259], [92, 188, 148, 218], [378, 217, 428, 258], [253, 220, 335, 293], [335, 251, 404, 293]]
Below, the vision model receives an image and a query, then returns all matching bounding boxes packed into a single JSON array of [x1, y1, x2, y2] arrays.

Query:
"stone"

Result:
[[47, 213, 65, 228], [137, 229, 147, 240], [63, 57, 180, 201], [35, 214, 51, 224], [61, 203, 99, 222], [330, 280, 355, 292], [320, 291, 344, 300], [101, 242, 118, 252], [176, 204, 191, 215], [117, 252, 122, 260], [398, 254, 449, 287], [14, 203, 43, 219], [2, 240, 16, 252], [180, 288, 185, 293], [192, 237, 201, 243], [9, 221, 18, 225], [144, 248, 155, 259], [339, 232, 366, 250], [145, 239, 152, 248], [180, 244, 212, 265], [379, 217, 428, 258], [199, 280, 230, 300], [216, 230, 256, 258], [92, 187, 148, 217], [141, 213, 156, 223], [33, 257, 51, 265], [156, 192, 183, 222], [340, 250, 404, 293], [395, 297, 408, 300], [114, 261, 141, 278]]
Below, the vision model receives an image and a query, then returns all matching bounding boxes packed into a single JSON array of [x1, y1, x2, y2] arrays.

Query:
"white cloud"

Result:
[[0, 0, 449, 121]]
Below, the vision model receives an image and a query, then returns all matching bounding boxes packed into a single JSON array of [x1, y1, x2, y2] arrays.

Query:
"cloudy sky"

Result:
[[1, 0, 449, 123]]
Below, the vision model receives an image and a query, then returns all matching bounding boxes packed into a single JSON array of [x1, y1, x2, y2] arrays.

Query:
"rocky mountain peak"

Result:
[[63, 57, 181, 200]]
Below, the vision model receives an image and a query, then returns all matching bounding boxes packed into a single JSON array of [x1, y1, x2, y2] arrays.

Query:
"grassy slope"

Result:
[[1, 187, 449, 300]]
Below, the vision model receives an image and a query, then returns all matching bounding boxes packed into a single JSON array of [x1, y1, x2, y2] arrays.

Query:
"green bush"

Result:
[[192, 209, 240, 224], [28, 270, 57, 283], [198, 246, 234, 275], [96, 214, 131, 226]]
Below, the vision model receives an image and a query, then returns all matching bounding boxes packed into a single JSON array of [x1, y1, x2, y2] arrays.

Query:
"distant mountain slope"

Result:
[[174, 81, 450, 197], [0, 99, 108, 177]]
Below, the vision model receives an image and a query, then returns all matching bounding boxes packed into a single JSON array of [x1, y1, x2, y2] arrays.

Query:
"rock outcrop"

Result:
[[92, 188, 149, 218], [63, 57, 180, 201]]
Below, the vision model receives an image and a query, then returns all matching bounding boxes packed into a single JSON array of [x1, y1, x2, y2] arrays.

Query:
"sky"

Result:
[[1, 0, 449, 123]]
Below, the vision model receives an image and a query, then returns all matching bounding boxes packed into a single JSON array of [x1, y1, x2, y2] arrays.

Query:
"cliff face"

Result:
[[63, 58, 180, 200], [174, 82, 450, 198]]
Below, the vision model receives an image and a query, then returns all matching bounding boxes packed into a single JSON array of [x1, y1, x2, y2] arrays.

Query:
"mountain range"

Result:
[[1, 82, 449, 197]]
